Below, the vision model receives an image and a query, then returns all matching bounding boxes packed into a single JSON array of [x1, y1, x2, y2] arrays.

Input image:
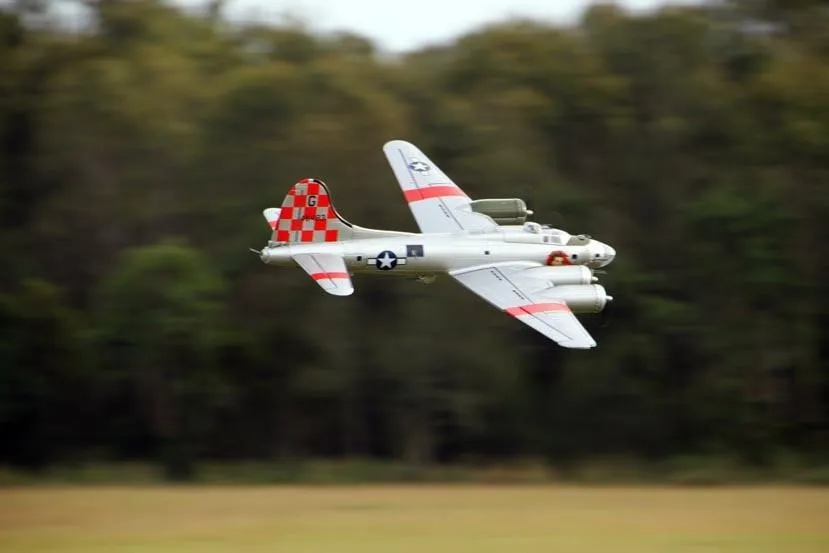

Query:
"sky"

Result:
[[214, 0, 701, 52], [37, 0, 701, 53]]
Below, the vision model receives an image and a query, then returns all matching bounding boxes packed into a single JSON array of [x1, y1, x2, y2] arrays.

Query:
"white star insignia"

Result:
[[408, 161, 430, 173], [377, 251, 395, 269]]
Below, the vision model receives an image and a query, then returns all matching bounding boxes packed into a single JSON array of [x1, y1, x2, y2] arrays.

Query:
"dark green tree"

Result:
[[94, 242, 228, 479]]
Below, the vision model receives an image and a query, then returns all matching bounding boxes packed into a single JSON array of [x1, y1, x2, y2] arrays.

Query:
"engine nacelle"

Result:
[[470, 198, 532, 224], [523, 265, 595, 286], [543, 284, 611, 313]]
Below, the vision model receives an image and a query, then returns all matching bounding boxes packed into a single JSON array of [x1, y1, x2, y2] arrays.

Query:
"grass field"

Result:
[[1, 486, 827, 552]]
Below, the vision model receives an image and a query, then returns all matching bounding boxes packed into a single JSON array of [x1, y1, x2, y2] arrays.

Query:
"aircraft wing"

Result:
[[292, 253, 354, 296], [450, 263, 597, 349], [383, 140, 497, 234]]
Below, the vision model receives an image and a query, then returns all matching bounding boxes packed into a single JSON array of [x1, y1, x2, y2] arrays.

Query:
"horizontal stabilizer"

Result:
[[292, 252, 354, 296], [263, 208, 281, 230]]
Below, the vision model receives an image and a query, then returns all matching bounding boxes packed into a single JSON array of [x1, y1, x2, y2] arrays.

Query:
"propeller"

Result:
[[596, 271, 616, 329], [249, 247, 262, 255], [599, 295, 615, 328], [515, 180, 536, 224]]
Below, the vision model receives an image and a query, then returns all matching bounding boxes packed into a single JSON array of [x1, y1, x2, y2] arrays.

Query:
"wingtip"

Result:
[[383, 139, 412, 151], [560, 339, 597, 349], [328, 288, 355, 297]]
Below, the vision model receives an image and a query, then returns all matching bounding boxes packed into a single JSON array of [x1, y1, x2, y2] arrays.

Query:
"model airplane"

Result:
[[254, 140, 616, 348]]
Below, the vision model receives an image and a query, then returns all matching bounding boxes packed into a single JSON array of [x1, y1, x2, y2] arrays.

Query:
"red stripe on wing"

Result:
[[404, 186, 468, 203], [505, 302, 570, 316], [310, 272, 350, 281]]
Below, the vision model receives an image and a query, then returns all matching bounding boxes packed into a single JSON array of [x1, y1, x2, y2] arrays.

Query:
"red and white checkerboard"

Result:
[[274, 178, 350, 243]]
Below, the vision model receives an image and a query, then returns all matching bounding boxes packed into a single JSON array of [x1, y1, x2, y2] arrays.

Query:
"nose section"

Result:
[[602, 245, 616, 267], [583, 240, 617, 268], [589, 241, 615, 268]]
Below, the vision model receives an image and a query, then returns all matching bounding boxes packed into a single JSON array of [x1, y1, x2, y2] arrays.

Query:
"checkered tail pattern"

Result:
[[273, 178, 353, 243]]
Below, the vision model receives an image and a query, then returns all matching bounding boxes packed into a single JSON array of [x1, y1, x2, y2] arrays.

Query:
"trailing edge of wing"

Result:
[[292, 252, 354, 296], [450, 264, 597, 349]]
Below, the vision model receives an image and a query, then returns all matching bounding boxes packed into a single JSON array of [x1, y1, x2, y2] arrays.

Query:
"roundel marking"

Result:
[[375, 250, 398, 270], [408, 161, 431, 173]]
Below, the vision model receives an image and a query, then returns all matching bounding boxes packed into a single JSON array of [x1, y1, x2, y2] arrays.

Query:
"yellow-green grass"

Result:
[[1, 486, 827, 553]]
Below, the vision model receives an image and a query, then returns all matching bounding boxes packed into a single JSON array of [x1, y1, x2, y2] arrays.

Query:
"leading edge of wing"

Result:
[[450, 263, 597, 349]]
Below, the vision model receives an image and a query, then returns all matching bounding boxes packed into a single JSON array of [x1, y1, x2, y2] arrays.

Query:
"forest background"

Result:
[[2, 0, 828, 483]]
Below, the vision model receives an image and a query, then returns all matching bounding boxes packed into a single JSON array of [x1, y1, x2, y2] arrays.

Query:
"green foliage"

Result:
[[0, 0, 827, 480], [0, 280, 88, 468], [93, 242, 228, 480], [96, 242, 225, 349]]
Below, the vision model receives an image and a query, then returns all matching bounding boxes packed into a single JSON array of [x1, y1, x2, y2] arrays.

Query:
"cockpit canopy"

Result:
[[518, 222, 571, 245]]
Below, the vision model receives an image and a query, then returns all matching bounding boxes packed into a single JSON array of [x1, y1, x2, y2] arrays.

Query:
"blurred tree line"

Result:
[[1, 0, 828, 480]]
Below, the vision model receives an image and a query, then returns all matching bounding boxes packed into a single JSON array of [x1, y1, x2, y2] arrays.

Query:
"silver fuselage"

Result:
[[260, 225, 615, 275]]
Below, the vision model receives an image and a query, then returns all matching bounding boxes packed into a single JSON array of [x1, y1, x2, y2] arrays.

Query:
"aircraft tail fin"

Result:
[[270, 178, 354, 243]]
